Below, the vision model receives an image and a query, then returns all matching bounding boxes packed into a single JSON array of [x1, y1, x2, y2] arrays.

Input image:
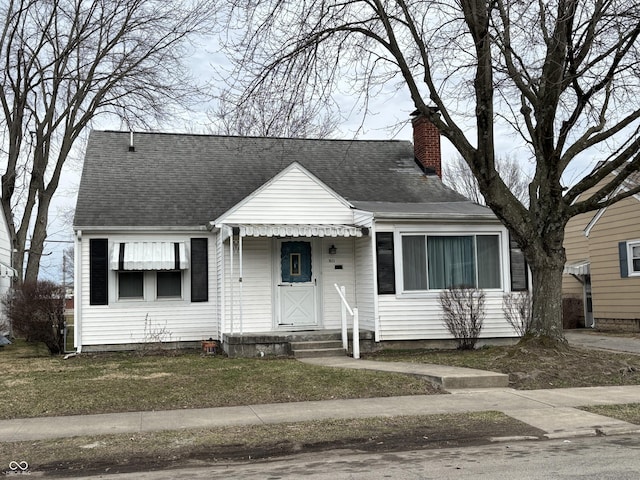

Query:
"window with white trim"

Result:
[[401, 234, 501, 291], [116, 270, 183, 300], [157, 271, 182, 298], [629, 241, 640, 275], [118, 271, 144, 299]]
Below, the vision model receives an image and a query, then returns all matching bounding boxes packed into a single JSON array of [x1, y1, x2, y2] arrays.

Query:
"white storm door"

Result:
[[278, 240, 317, 327]]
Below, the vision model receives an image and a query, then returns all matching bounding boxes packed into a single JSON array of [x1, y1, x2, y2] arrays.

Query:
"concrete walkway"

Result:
[[565, 329, 640, 355], [299, 356, 509, 389], [2, 330, 640, 445]]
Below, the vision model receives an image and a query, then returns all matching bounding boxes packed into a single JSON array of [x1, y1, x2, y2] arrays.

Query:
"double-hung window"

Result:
[[401, 234, 501, 291], [624, 240, 640, 276], [117, 270, 183, 300], [118, 271, 144, 299], [156, 271, 182, 298], [632, 243, 640, 275]]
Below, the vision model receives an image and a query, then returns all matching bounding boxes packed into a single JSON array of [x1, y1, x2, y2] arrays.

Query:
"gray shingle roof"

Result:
[[74, 130, 485, 228]]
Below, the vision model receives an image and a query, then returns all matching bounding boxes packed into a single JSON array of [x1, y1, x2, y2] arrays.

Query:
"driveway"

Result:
[[565, 329, 640, 355]]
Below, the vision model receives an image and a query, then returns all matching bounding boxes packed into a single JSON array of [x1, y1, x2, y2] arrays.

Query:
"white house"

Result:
[[73, 114, 525, 356], [0, 204, 16, 336]]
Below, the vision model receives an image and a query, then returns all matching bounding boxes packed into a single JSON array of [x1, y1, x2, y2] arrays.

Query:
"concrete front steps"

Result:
[[223, 329, 374, 358], [290, 340, 346, 358]]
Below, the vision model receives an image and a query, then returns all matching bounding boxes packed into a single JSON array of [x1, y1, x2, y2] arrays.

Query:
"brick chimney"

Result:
[[411, 109, 441, 178]]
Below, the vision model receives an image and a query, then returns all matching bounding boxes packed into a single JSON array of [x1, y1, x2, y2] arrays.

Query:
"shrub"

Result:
[[2, 281, 66, 355], [135, 314, 175, 356], [503, 291, 533, 336], [562, 295, 584, 329], [439, 286, 485, 350]]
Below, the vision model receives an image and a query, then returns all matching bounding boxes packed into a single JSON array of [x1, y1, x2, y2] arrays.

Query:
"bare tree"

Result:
[[212, 87, 339, 138], [0, 0, 215, 283], [217, 0, 640, 344], [443, 154, 530, 206]]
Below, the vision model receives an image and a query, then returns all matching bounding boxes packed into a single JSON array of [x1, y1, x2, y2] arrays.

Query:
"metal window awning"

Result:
[[234, 224, 366, 238], [563, 260, 590, 276], [110, 242, 188, 271], [0, 262, 17, 278]]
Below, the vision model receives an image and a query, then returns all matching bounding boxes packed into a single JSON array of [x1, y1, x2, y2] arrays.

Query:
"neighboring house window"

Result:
[[632, 244, 640, 274], [401, 234, 501, 291], [157, 271, 182, 298], [620, 240, 640, 277], [118, 271, 144, 299]]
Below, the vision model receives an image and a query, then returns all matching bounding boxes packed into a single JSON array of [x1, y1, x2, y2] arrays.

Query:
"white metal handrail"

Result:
[[334, 284, 360, 359]]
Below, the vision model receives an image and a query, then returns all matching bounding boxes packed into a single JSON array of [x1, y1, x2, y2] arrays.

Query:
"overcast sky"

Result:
[[38, 38, 601, 283]]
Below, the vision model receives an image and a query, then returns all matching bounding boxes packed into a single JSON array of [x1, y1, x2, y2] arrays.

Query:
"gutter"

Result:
[[73, 225, 212, 233]]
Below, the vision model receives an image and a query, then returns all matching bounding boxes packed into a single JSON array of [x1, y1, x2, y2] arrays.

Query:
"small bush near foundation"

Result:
[[439, 287, 485, 350], [562, 295, 583, 329], [503, 291, 532, 336], [2, 281, 65, 355]]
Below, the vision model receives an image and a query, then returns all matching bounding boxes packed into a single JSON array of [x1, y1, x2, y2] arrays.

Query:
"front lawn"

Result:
[[1, 340, 439, 419], [365, 342, 640, 390]]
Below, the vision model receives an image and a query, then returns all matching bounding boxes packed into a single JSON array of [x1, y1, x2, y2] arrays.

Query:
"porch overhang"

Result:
[[218, 223, 368, 238], [563, 260, 590, 276]]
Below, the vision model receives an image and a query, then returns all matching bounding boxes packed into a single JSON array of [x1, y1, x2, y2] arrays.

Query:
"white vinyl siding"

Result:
[[78, 233, 217, 347], [373, 221, 517, 341], [0, 208, 13, 330], [628, 241, 640, 275], [321, 237, 356, 329], [216, 233, 225, 338], [354, 234, 376, 331], [378, 293, 517, 341], [221, 165, 355, 225], [223, 237, 273, 333]]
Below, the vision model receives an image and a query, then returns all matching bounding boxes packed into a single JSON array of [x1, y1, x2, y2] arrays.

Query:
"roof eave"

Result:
[[73, 225, 213, 233], [371, 212, 500, 221]]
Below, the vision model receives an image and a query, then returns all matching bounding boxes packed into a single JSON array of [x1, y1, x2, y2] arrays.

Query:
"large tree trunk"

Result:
[[529, 259, 566, 341], [520, 226, 567, 344]]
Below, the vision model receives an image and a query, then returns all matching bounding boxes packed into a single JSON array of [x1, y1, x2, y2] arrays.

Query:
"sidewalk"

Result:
[[2, 385, 640, 443], [2, 330, 640, 444]]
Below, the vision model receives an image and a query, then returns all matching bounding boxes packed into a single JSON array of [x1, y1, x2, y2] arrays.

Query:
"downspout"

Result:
[[74, 230, 82, 353]]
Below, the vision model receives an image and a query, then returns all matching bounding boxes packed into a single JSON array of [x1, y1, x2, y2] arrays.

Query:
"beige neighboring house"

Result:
[[563, 170, 640, 331]]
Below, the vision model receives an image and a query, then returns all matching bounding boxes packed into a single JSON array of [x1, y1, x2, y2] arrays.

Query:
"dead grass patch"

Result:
[[580, 404, 640, 424], [0, 340, 440, 419], [365, 342, 640, 390]]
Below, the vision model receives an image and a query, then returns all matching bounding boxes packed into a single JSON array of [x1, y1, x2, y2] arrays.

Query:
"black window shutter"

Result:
[[191, 238, 208, 302], [619, 241, 629, 278], [89, 239, 108, 305], [376, 232, 395, 294], [509, 235, 528, 291]]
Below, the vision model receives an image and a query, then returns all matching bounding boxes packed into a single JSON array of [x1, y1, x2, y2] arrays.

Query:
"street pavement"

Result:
[[2, 329, 640, 444]]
